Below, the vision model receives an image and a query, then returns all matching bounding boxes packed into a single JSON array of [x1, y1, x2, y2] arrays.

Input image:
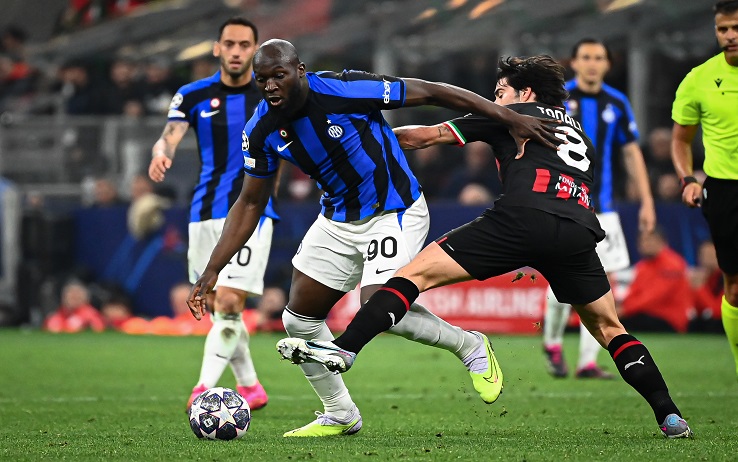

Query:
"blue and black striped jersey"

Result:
[[242, 70, 422, 223], [564, 80, 639, 213], [168, 71, 278, 223]]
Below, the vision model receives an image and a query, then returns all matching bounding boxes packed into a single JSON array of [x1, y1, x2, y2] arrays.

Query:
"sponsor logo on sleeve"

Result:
[[382, 79, 391, 104]]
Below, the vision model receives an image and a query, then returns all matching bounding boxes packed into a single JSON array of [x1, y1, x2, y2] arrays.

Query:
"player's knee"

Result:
[[214, 290, 246, 315], [282, 309, 322, 338]]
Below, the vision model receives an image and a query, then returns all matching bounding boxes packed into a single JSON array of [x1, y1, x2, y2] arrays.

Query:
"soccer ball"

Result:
[[188, 387, 251, 440]]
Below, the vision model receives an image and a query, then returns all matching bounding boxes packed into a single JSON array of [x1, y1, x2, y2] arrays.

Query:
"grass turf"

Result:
[[0, 330, 736, 461]]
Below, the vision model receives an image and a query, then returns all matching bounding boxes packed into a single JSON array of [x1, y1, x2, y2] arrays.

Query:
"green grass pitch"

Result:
[[1, 330, 736, 461]]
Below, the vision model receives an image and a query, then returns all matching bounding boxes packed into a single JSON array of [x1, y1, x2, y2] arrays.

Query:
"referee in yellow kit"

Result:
[[671, 0, 738, 378]]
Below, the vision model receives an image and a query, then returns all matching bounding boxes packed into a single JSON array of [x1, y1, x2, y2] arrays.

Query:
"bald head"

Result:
[[254, 39, 300, 68]]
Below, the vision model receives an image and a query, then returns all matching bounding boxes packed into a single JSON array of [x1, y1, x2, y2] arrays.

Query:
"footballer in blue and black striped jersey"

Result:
[[168, 70, 278, 223], [564, 79, 639, 213], [242, 69, 420, 223]]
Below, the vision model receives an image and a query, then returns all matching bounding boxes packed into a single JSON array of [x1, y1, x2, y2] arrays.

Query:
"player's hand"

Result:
[[681, 182, 702, 208], [508, 114, 564, 159], [187, 270, 218, 320], [149, 154, 172, 183], [638, 201, 656, 233]]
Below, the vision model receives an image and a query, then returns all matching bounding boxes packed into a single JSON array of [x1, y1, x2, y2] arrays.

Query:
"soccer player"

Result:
[[671, 0, 738, 378], [149, 17, 276, 411], [541, 38, 656, 379], [187, 39, 561, 437], [278, 55, 693, 438]]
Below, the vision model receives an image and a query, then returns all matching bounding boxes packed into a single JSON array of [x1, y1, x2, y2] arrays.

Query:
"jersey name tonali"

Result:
[[444, 102, 605, 241]]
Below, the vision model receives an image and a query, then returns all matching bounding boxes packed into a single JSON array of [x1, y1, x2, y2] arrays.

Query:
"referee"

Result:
[[672, 0, 738, 378]]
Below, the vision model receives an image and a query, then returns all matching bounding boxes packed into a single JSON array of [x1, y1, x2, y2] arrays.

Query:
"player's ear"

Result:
[[520, 87, 534, 102], [213, 41, 221, 58], [297, 62, 306, 77]]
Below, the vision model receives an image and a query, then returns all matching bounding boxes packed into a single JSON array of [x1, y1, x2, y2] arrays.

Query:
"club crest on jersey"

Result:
[[170, 93, 183, 109], [601, 104, 616, 124], [242, 130, 249, 151], [210, 98, 220, 108], [327, 124, 344, 139], [279, 129, 288, 138]]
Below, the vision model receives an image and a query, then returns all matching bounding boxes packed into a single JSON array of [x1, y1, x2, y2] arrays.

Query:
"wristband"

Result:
[[680, 176, 698, 192]]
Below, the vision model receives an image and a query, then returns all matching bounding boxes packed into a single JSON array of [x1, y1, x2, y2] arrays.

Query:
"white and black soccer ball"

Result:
[[188, 387, 251, 440]]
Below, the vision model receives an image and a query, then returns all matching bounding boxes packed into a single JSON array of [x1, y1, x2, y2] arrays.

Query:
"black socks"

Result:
[[333, 277, 420, 354], [608, 333, 681, 423]]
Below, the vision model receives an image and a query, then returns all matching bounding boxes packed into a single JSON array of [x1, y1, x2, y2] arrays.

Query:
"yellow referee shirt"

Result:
[[672, 53, 738, 180]]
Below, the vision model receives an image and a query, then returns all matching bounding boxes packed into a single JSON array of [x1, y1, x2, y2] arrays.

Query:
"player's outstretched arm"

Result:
[[187, 175, 274, 320], [402, 78, 560, 156], [393, 124, 455, 150], [671, 122, 701, 207], [149, 121, 189, 182]]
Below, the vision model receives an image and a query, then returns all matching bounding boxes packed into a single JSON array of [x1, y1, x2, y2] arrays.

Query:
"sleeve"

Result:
[[443, 114, 502, 146], [616, 98, 639, 145], [314, 70, 406, 110], [242, 112, 279, 178], [671, 70, 700, 126], [167, 86, 195, 122]]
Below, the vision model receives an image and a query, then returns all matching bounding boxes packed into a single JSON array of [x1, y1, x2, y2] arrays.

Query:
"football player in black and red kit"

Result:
[[277, 55, 693, 439]]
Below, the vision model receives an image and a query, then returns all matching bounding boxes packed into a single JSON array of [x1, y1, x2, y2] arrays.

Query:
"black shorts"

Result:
[[436, 205, 609, 305], [702, 177, 738, 274]]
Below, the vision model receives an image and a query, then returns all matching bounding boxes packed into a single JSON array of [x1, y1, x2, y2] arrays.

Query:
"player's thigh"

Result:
[[215, 217, 274, 295], [537, 217, 610, 305], [396, 242, 473, 292], [434, 206, 530, 281], [702, 177, 738, 274], [361, 196, 430, 287], [188, 219, 225, 284], [292, 215, 364, 293], [595, 211, 630, 272]]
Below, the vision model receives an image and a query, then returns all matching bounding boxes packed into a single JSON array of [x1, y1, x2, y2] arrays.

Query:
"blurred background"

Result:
[[0, 0, 722, 334]]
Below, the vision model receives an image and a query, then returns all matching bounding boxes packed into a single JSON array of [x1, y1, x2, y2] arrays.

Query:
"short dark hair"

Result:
[[714, 0, 738, 14], [218, 17, 258, 43], [496, 55, 568, 107], [570, 38, 612, 61]]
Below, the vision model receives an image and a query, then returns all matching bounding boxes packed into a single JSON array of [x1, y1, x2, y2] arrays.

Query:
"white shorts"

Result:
[[188, 217, 274, 295], [292, 195, 430, 292], [595, 211, 630, 273]]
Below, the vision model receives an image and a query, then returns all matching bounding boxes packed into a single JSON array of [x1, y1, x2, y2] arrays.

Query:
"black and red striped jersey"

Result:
[[444, 102, 605, 241]]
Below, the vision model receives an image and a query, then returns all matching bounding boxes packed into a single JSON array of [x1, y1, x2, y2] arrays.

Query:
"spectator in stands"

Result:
[[618, 227, 693, 333], [128, 173, 155, 202], [91, 58, 144, 115], [88, 176, 124, 208], [1, 26, 28, 63], [57, 59, 97, 115], [44, 280, 105, 333], [644, 127, 675, 186], [189, 56, 218, 82], [100, 295, 134, 330], [691, 240, 724, 332], [406, 145, 449, 201], [441, 141, 500, 200], [458, 183, 494, 206], [654, 172, 682, 202], [255, 286, 287, 332], [141, 57, 185, 115]]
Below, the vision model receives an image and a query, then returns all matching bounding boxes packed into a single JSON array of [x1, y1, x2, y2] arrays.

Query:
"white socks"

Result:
[[543, 286, 603, 369], [543, 286, 570, 347], [282, 308, 356, 421], [229, 324, 258, 387], [197, 312, 246, 388], [389, 302, 478, 360]]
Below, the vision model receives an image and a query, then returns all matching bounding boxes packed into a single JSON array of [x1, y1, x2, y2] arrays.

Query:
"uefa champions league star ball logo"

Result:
[[326, 124, 344, 139]]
